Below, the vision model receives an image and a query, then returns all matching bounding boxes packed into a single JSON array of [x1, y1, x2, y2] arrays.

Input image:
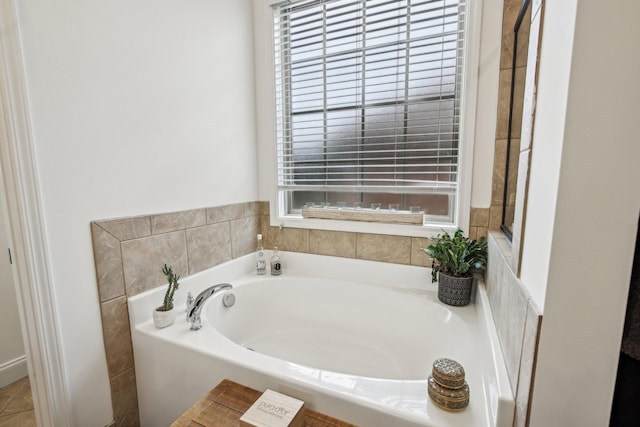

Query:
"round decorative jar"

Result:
[[432, 358, 466, 389], [427, 376, 469, 411], [428, 358, 469, 411]]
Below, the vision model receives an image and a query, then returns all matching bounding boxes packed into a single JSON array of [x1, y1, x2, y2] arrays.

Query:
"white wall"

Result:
[[519, 0, 577, 309], [470, 0, 503, 209], [15, 0, 258, 425], [0, 163, 27, 387], [521, 0, 640, 425]]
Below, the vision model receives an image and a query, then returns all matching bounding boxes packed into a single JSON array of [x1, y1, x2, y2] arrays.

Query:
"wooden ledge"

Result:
[[302, 207, 424, 225], [171, 379, 357, 427]]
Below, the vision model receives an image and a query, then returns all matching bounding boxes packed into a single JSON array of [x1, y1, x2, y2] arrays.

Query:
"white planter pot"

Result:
[[153, 307, 176, 329]]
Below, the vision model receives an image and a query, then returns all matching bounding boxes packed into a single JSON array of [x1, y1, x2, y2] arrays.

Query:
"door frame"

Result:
[[0, 0, 70, 425]]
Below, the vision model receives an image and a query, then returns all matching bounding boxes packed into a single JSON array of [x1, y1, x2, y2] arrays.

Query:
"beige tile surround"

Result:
[[470, 206, 490, 241], [92, 203, 539, 427], [490, 0, 538, 236], [94, 201, 476, 425], [91, 202, 261, 426], [259, 210, 435, 267]]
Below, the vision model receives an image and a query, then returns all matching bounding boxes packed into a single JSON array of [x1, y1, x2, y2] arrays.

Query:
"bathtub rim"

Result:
[[128, 251, 514, 427]]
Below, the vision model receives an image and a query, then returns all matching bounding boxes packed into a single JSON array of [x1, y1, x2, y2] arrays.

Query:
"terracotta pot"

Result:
[[437, 272, 474, 306], [153, 306, 176, 329]]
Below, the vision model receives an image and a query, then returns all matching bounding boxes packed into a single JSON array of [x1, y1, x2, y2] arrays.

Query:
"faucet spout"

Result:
[[186, 283, 232, 330]]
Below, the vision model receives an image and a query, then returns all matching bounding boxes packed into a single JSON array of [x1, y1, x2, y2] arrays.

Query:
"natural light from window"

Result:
[[272, 0, 469, 228]]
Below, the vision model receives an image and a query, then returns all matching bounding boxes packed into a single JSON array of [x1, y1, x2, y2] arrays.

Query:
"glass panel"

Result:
[[326, 110, 360, 185]]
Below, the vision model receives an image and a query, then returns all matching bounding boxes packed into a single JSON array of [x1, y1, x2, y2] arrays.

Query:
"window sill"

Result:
[[271, 211, 457, 238]]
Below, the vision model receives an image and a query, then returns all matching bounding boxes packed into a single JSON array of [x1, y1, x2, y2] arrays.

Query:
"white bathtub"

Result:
[[129, 252, 514, 427]]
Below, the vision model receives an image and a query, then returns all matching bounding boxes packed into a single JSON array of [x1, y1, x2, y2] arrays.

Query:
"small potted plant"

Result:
[[152, 264, 180, 329], [422, 229, 487, 306]]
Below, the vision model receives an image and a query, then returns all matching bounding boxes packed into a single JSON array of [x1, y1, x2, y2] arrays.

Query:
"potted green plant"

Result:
[[422, 229, 487, 306], [152, 264, 180, 328]]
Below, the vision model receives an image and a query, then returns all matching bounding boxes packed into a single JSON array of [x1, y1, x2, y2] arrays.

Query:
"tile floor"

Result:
[[0, 377, 35, 426]]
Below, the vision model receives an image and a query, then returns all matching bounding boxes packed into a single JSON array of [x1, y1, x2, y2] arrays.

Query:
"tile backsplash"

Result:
[[92, 202, 493, 426], [91, 202, 260, 426]]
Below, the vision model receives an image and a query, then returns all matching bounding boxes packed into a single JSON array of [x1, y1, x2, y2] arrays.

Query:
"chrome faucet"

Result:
[[186, 283, 232, 330]]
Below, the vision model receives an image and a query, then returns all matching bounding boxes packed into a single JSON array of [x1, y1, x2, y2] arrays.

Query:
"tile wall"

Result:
[[93, 205, 541, 427], [91, 202, 261, 426], [486, 231, 541, 427], [490, 0, 535, 234], [94, 201, 485, 425], [259, 204, 441, 267], [469, 206, 491, 241], [484, 2, 546, 423]]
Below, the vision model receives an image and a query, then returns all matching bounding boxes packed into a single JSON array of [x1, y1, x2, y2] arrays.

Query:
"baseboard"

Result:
[[0, 355, 28, 388]]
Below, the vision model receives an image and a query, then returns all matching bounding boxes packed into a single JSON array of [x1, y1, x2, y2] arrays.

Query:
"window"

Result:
[[271, 0, 474, 229]]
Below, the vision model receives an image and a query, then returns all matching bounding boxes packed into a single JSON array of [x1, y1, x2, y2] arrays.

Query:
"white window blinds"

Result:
[[273, 0, 466, 219]]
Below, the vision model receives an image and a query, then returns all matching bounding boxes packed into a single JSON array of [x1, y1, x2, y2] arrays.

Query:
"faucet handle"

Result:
[[186, 292, 194, 315], [189, 317, 202, 331]]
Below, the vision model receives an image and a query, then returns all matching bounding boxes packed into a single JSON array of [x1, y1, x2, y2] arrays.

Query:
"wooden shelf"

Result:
[[171, 379, 357, 427], [302, 207, 424, 224]]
